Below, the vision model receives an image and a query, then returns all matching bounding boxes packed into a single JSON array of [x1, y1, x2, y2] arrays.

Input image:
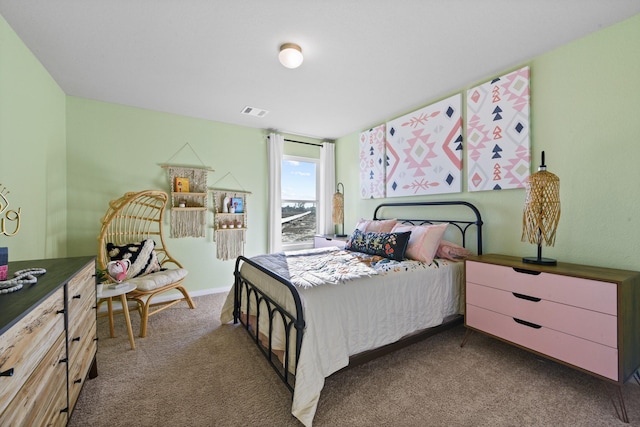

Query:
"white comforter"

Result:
[[220, 247, 464, 426]]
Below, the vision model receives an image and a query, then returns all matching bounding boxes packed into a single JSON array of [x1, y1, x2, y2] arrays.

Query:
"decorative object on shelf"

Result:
[[466, 66, 531, 191], [222, 195, 230, 213], [174, 177, 190, 192], [232, 197, 243, 213], [521, 151, 560, 265], [0, 184, 21, 236], [0, 267, 46, 294], [332, 182, 347, 237]]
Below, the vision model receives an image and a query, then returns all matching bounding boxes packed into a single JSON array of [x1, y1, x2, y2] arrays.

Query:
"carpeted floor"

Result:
[[69, 292, 640, 426]]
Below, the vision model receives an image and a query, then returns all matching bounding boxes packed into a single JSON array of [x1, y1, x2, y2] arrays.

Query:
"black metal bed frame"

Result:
[[233, 200, 483, 393]]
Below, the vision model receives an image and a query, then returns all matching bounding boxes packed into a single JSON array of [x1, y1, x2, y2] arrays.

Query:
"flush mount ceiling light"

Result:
[[278, 43, 303, 69]]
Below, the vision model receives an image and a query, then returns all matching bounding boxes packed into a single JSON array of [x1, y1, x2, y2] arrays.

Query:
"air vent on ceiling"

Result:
[[241, 106, 269, 117]]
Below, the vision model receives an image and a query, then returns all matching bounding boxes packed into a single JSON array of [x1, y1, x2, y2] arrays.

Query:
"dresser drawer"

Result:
[[466, 283, 617, 348], [67, 261, 95, 324], [466, 261, 617, 315], [466, 304, 619, 380], [0, 333, 68, 426], [0, 286, 65, 414], [68, 330, 98, 413]]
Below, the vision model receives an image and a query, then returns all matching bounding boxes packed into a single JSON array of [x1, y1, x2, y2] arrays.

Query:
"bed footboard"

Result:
[[233, 255, 305, 392]]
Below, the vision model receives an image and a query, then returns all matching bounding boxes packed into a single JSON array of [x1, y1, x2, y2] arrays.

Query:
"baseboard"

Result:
[[97, 286, 231, 313]]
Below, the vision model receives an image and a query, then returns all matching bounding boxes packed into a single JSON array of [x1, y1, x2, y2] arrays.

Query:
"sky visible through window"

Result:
[[282, 159, 316, 202], [282, 158, 317, 244]]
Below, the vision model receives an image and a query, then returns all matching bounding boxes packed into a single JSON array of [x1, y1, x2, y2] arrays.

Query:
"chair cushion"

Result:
[[126, 268, 188, 292]]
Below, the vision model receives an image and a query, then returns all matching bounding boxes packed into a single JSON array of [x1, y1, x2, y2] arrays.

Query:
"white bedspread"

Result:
[[220, 247, 464, 426]]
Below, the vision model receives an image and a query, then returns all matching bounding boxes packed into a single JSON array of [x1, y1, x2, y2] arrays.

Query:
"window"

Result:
[[281, 155, 319, 249]]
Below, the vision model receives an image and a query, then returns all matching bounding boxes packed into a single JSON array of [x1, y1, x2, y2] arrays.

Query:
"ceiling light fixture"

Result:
[[278, 43, 303, 69]]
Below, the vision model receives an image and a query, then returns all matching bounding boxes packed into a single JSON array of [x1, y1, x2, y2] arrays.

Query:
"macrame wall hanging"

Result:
[[161, 143, 213, 238], [211, 172, 251, 260]]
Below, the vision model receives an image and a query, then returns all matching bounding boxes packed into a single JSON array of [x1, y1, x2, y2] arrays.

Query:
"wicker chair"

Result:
[[97, 190, 195, 337]]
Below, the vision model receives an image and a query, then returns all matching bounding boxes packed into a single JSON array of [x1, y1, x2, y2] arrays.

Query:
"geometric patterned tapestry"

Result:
[[359, 124, 386, 199], [466, 66, 531, 191], [385, 93, 463, 197]]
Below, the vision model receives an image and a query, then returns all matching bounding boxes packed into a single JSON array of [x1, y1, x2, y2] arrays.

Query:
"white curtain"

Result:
[[319, 142, 336, 235], [267, 133, 284, 253]]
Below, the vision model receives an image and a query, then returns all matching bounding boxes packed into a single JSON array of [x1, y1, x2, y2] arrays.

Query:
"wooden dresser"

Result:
[[464, 254, 640, 422], [0, 256, 98, 426]]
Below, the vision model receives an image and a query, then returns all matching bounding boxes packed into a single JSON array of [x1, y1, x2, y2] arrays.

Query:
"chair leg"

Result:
[[177, 286, 196, 309], [139, 298, 151, 338]]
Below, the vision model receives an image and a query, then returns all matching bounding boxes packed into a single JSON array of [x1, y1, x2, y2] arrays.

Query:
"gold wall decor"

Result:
[[0, 184, 21, 236]]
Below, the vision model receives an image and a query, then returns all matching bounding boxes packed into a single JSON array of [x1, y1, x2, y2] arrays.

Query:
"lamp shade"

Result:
[[278, 43, 303, 69], [521, 151, 560, 265], [332, 182, 346, 237]]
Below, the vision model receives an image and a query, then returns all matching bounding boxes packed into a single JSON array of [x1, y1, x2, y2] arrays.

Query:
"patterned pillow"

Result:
[[345, 229, 411, 261], [106, 239, 162, 279]]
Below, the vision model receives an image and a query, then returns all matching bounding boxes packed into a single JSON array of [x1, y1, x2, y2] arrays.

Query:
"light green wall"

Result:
[[65, 97, 278, 293], [0, 14, 67, 260], [336, 14, 640, 271]]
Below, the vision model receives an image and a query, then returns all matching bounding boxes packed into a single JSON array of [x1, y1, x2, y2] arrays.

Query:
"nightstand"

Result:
[[313, 234, 348, 249], [463, 254, 640, 422]]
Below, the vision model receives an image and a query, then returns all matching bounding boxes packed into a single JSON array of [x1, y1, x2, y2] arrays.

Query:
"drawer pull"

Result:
[[72, 336, 81, 342], [513, 267, 541, 276], [60, 407, 69, 414], [512, 292, 541, 302], [59, 358, 68, 364], [1, 368, 14, 377], [73, 294, 81, 299], [74, 378, 82, 384], [513, 318, 542, 329], [56, 309, 65, 315]]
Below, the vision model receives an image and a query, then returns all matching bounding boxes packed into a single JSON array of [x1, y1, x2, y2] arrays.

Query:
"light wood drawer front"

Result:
[[0, 287, 65, 414], [466, 304, 619, 381], [68, 290, 97, 342], [68, 315, 97, 364], [68, 330, 98, 413], [466, 283, 617, 348], [0, 333, 68, 426], [67, 262, 95, 322], [466, 261, 616, 315]]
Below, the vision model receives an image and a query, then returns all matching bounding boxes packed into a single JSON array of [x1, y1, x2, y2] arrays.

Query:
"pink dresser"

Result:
[[464, 254, 640, 422]]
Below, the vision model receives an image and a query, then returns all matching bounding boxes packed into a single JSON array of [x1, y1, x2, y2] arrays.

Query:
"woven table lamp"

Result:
[[521, 151, 560, 265], [332, 182, 347, 237]]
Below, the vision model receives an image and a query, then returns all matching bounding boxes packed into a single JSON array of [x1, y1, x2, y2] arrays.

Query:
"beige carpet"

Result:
[[69, 293, 640, 426]]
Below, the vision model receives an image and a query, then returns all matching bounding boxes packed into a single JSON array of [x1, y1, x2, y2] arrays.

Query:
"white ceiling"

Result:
[[1, 1, 639, 140]]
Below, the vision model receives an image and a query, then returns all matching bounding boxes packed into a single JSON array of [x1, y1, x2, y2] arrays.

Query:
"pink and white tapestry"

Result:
[[466, 66, 531, 191], [359, 124, 386, 199], [385, 94, 463, 197]]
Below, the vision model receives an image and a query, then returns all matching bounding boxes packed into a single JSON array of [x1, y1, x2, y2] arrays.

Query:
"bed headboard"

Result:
[[372, 201, 483, 255]]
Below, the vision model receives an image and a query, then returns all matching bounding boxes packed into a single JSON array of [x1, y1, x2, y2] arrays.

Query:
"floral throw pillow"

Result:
[[345, 229, 411, 261]]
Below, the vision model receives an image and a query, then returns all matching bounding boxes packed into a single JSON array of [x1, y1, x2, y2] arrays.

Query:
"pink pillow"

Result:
[[436, 240, 473, 261], [391, 223, 448, 264], [355, 219, 397, 233]]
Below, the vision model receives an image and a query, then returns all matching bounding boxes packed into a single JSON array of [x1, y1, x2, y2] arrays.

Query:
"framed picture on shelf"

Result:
[[175, 177, 190, 192], [231, 197, 244, 213]]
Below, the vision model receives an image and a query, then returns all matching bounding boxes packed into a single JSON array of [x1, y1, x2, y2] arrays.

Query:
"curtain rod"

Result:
[[267, 135, 324, 147]]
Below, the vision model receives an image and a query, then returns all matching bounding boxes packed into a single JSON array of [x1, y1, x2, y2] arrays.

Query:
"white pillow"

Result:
[[391, 223, 448, 264]]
